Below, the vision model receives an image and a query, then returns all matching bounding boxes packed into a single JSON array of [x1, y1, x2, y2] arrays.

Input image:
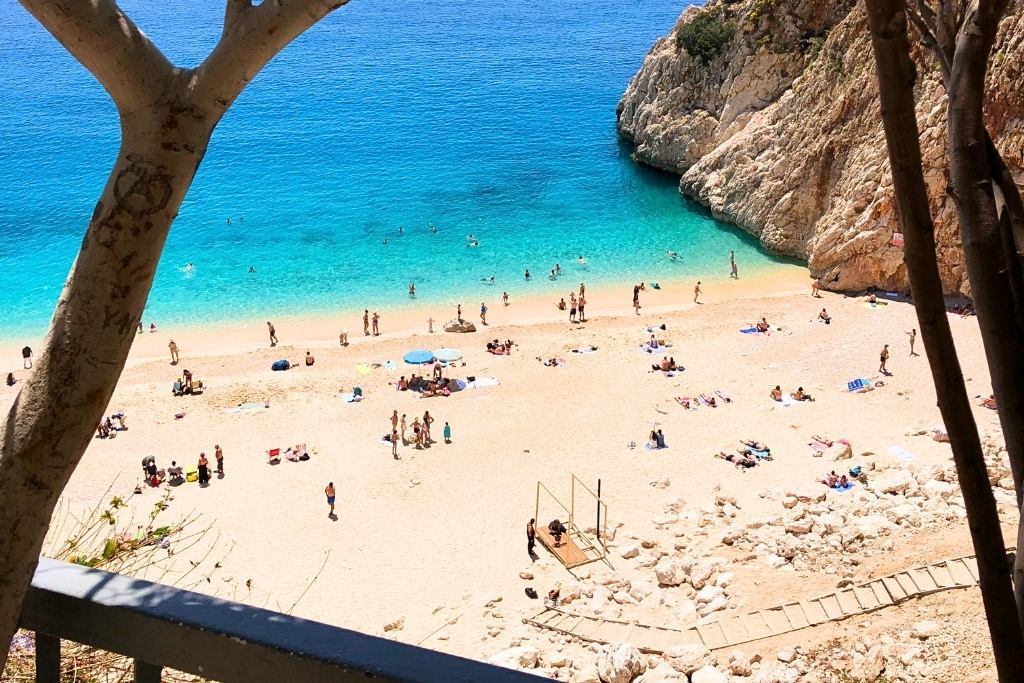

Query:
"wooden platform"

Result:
[[536, 525, 591, 568], [524, 552, 1004, 652]]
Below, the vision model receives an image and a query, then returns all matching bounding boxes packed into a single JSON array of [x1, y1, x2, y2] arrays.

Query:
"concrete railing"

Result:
[[19, 557, 540, 682]]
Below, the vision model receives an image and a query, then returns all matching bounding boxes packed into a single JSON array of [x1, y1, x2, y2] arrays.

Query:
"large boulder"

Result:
[[596, 643, 647, 683], [634, 662, 686, 682], [664, 643, 713, 675], [444, 319, 476, 333], [690, 665, 728, 683], [488, 645, 540, 670], [654, 559, 688, 586]]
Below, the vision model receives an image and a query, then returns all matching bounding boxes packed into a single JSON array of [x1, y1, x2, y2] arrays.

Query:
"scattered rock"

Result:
[[488, 645, 539, 670], [520, 570, 535, 580], [912, 620, 939, 640], [621, 545, 641, 560], [596, 642, 647, 683], [664, 643, 713, 675], [383, 616, 404, 632], [654, 559, 688, 586], [728, 650, 752, 676], [776, 646, 797, 663], [690, 664, 728, 683]]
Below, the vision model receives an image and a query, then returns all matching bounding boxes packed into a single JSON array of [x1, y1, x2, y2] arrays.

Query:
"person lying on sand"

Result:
[[770, 385, 783, 402], [716, 452, 756, 469], [980, 394, 997, 410], [791, 387, 814, 401], [741, 439, 768, 451]]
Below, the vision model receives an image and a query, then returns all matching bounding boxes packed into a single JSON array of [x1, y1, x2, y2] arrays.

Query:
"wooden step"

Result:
[[895, 573, 918, 597], [869, 581, 894, 607], [882, 577, 907, 602], [800, 600, 828, 626], [964, 556, 980, 582], [760, 607, 792, 635], [946, 559, 975, 586], [718, 615, 752, 645], [836, 590, 861, 615], [853, 586, 880, 611], [571, 619, 602, 641], [927, 564, 956, 588], [740, 612, 772, 640], [909, 568, 939, 593], [696, 621, 729, 649], [819, 595, 843, 620], [782, 603, 809, 630]]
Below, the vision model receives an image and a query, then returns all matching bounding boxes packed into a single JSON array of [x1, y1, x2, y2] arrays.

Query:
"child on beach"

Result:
[[443, 421, 452, 443]]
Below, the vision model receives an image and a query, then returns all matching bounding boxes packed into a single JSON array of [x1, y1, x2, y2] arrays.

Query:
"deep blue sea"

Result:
[[0, 0, 791, 338]]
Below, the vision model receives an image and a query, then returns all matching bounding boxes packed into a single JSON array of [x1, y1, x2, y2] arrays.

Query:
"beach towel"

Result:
[[748, 448, 771, 460], [223, 402, 268, 414], [468, 377, 499, 389], [831, 482, 855, 492], [739, 327, 760, 335], [809, 440, 829, 453], [864, 302, 887, 310], [572, 347, 598, 354], [644, 443, 667, 450], [339, 392, 361, 403], [675, 396, 695, 410], [715, 389, 733, 403], [887, 445, 916, 462], [639, 344, 657, 354], [772, 396, 795, 408], [846, 378, 871, 392]]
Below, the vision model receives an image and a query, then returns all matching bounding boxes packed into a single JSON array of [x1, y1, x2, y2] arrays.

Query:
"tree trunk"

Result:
[[945, 2, 1024, 632], [864, 1, 1024, 677], [0, 83, 214, 672]]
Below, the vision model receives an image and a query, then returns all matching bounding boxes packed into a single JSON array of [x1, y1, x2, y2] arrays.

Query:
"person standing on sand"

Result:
[[363, 310, 370, 336], [325, 482, 336, 517], [443, 421, 452, 443], [339, 329, 348, 346], [879, 344, 890, 374], [198, 453, 210, 487], [569, 293, 577, 323], [579, 282, 585, 299], [391, 429, 400, 459], [215, 444, 224, 476], [391, 410, 399, 438], [578, 295, 586, 322], [633, 284, 640, 307], [527, 518, 536, 556], [168, 340, 179, 365], [428, 318, 434, 333], [730, 251, 738, 279], [634, 293, 642, 315], [811, 278, 822, 297], [480, 302, 488, 325], [457, 303, 462, 322], [400, 413, 408, 444], [372, 312, 380, 336], [267, 322, 277, 347], [907, 328, 918, 356], [22, 346, 32, 369], [503, 291, 509, 306], [694, 281, 702, 304], [423, 411, 434, 443]]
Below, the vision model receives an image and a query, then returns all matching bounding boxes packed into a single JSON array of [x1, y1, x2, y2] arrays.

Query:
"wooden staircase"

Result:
[[524, 554, 982, 652]]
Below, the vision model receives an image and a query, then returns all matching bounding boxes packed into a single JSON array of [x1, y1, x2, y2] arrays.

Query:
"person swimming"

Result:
[[383, 238, 389, 245], [398, 225, 404, 235], [430, 224, 437, 233], [248, 266, 256, 273], [577, 255, 587, 266], [667, 251, 679, 260], [480, 275, 495, 284], [524, 269, 531, 280]]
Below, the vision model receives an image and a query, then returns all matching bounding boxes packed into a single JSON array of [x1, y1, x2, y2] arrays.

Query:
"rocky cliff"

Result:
[[617, 0, 1024, 293]]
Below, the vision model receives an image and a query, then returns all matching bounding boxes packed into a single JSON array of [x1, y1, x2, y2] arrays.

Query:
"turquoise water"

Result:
[[0, 0, 790, 338]]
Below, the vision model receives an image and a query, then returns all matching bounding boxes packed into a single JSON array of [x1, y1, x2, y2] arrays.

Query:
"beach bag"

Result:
[[271, 359, 290, 371], [849, 465, 862, 477]]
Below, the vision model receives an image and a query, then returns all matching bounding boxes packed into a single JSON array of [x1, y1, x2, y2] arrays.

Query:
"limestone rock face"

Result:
[[617, 0, 1024, 294]]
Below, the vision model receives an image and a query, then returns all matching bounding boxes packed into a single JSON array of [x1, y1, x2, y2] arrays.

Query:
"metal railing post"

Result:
[[34, 632, 60, 683], [134, 659, 162, 683]]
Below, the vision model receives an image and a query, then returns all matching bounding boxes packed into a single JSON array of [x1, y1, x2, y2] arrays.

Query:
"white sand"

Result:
[[2, 266, 1006, 673]]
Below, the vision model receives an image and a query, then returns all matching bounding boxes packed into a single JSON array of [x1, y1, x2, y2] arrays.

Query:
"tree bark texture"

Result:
[[864, 1, 1024, 678], [1, 0, 349, 674]]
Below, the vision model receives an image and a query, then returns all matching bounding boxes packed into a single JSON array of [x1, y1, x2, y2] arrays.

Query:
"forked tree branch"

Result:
[[16, 0, 175, 111], [192, 0, 352, 117]]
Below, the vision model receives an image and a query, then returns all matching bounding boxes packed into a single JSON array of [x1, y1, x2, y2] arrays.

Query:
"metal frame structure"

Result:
[[534, 474, 610, 570]]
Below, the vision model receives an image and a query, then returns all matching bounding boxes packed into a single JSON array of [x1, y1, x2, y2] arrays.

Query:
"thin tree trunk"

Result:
[[0, 91, 213, 672], [864, 1, 1024, 677]]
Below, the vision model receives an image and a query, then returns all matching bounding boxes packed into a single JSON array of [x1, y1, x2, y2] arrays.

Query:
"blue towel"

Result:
[[832, 482, 855, 493], [739, 327, 759, 335]]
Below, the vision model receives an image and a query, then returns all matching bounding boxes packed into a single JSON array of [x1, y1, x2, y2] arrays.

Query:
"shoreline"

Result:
[[3, 264, 810, 370]]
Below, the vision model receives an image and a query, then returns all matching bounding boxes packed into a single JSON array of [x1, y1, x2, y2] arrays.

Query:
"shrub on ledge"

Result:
[[676, 7, 735, 64]]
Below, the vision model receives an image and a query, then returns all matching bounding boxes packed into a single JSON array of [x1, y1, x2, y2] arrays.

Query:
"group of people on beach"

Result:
[[385, 409, 450, 459], [137, 446, 223, 490]]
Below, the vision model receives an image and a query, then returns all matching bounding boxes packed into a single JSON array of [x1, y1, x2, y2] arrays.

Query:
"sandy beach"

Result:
[[4, 265, 1012, 680]]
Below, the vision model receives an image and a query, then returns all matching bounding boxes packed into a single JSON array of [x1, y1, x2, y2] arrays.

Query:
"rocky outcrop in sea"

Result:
[[617, 0, 1024, 293]]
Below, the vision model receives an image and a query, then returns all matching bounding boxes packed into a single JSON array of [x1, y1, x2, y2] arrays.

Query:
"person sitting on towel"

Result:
[[770, 385, 783, 402], [649, 335, 660, 350], [656, 429, 666, 449], [305, 351, 315, 366], [791, 387, 814, 401]]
